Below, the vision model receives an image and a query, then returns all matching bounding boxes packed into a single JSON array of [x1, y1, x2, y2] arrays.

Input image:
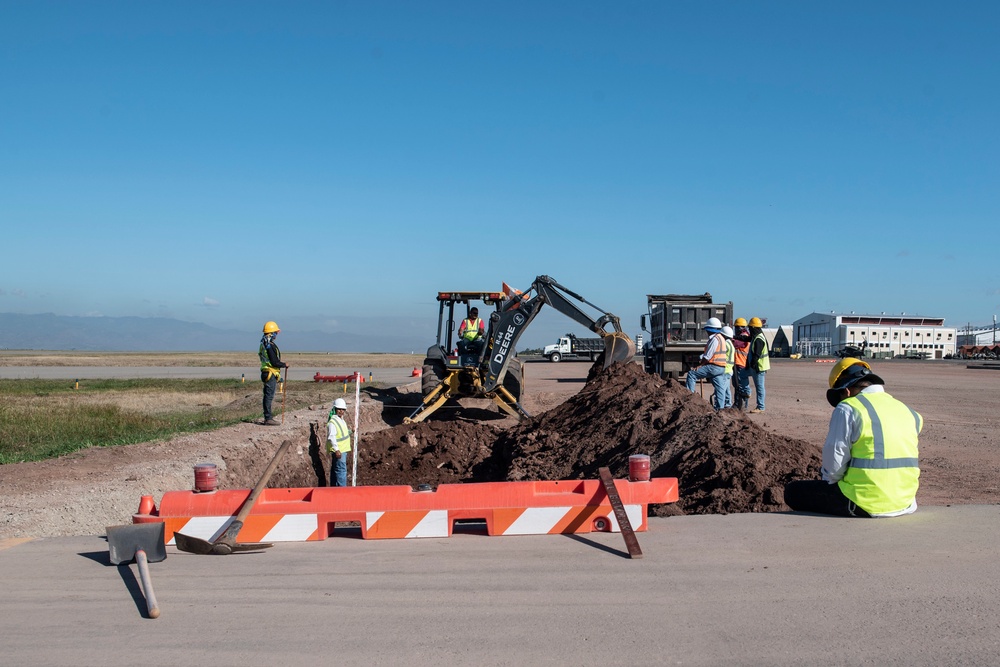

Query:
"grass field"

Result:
[[0, 377, 364, 464]]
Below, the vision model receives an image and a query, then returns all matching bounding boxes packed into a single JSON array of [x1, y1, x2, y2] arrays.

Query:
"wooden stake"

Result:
[[598, 467, 643, 559]]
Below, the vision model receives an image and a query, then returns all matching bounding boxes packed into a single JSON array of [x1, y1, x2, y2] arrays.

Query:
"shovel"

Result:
[[107, 522, 166, 619], [174, 439, 292, 555]]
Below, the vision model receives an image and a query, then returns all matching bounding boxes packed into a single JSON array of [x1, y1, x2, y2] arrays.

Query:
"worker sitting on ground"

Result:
[[783, 358, 922, 518], [456, 307, 486, 363]]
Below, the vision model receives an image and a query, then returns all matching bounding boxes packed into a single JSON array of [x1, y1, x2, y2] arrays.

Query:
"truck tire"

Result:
[[501, 358, 523, 403], [421, 359, 447, 397], [549, 352, 561, 363]]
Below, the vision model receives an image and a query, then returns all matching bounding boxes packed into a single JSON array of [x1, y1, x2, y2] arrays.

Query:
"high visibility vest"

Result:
[[460, 318, 483, 341], [837, 392, 922, 515], [259, 340, 282, 380], [724, 340, 735, 375], [327, 413, 352, 454], [750, 333, 770, 371], [707, 333, 727, 366], [733, 340, 749, 368]]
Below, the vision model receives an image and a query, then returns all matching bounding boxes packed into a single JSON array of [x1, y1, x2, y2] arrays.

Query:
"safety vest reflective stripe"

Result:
[[838, 392, 921, 514], [327, 415, 352, 453], [724, 340, 735, 374], [461, 318, 483, 340], [708, 334, 727, 366]]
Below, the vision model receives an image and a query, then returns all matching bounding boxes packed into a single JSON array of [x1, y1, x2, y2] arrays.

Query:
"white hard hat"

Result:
[[705, 317, 722, 329], [721, 325, 734, 338], [333, 398, 347, 410]]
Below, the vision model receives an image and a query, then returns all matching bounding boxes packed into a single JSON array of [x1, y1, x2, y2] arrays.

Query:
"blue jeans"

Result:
[[686, 365, 727, 410], [721, 372, 733, 408], [735, 367, 751, 407], [261, 374, 277, 421], [330, 453, 348, 487], [750, 369, 766, 410]]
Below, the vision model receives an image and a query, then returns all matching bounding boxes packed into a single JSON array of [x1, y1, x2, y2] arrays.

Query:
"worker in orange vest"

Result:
[[685, 317, 728, 411], [731, 317, 752, 411]]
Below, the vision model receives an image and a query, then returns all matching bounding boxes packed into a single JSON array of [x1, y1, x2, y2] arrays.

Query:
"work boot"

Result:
[[263, 418, 280, 426]]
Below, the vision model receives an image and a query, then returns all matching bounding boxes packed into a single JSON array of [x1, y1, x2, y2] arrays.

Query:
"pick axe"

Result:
[[174, 440, 291, 555]]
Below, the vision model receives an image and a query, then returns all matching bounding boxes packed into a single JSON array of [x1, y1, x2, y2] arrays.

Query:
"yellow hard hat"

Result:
[[748, 317, 763, 327], [828, 357, 884, 389], [263, 321, 280, 334], [734, 317, 748, 327]]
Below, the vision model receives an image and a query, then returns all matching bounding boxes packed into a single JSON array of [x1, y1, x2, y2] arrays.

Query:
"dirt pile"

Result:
[[271, 363, 821, 515], [494, 362, 821, 515]]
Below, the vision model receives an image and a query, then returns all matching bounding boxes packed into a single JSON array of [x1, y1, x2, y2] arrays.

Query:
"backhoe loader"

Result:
[[405, 275, 636, 423]]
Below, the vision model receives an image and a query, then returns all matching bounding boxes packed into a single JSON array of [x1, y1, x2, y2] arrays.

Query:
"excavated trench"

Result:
[[237, 362, 821, 516]]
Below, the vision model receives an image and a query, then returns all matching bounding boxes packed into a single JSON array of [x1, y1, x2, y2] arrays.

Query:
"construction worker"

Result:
[[456, 307, 486, 360], [327, 398, 353, 487], [745, 316, 770, 413], [784, 358, 921, 517], [258, 321, 288, 426], [720, 325, 735, 408], [731, 317, 752, 410], [685, 317, 728, 411]]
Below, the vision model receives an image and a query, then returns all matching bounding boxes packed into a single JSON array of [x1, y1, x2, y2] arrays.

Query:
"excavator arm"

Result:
[[481, 275, 636, 393]]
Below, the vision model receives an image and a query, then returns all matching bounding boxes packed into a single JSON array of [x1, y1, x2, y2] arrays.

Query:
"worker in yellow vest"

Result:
[[746, 316, 770, 413], [327, 398, 353, 487], [456, 307, 486, 360], [258, 321, 288, 426], [720, 325, 736, 408], [784, 358, 921, 517], [685, 317, 729, 410]]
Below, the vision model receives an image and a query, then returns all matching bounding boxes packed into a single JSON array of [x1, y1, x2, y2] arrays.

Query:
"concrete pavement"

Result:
[[3, 505, 999, 666]]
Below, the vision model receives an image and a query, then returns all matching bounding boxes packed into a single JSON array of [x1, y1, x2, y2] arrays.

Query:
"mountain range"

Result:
[[0, 313, 424, 353]]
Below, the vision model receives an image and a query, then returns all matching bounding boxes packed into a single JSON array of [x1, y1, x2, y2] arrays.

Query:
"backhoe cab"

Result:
[[405, 276, 636, 424]]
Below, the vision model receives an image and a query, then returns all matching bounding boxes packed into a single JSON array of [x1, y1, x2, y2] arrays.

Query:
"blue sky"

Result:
[[2, 1, 998, 350]]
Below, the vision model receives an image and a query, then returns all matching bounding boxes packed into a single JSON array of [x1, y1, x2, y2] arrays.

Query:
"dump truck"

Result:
[[406, 276, 636, 423], [542, 333, 605, 362], [640, 293, 733, 379]]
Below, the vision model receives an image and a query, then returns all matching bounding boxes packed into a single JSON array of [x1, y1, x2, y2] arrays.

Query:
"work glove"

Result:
[[334, 450, 342, 459]]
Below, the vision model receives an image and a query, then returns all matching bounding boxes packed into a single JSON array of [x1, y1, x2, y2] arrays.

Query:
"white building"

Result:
[[956, 324, 999, 347], [792, 312, 957, 359]]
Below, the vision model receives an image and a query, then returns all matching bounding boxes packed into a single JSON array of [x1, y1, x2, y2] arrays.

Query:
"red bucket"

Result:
[[193, 463, 218, 493], [628, 454, 651, 482]]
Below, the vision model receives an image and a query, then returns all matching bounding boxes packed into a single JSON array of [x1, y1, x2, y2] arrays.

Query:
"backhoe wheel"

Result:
[[502, 358, 523, 403], [422, 359, 447, 397]]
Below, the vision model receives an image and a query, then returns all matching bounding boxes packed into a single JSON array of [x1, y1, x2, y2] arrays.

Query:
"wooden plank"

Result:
[[598, 467, 643, 559]]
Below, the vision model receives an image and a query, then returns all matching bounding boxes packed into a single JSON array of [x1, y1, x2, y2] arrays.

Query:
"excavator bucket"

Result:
[[602, 332, 636, 368]]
